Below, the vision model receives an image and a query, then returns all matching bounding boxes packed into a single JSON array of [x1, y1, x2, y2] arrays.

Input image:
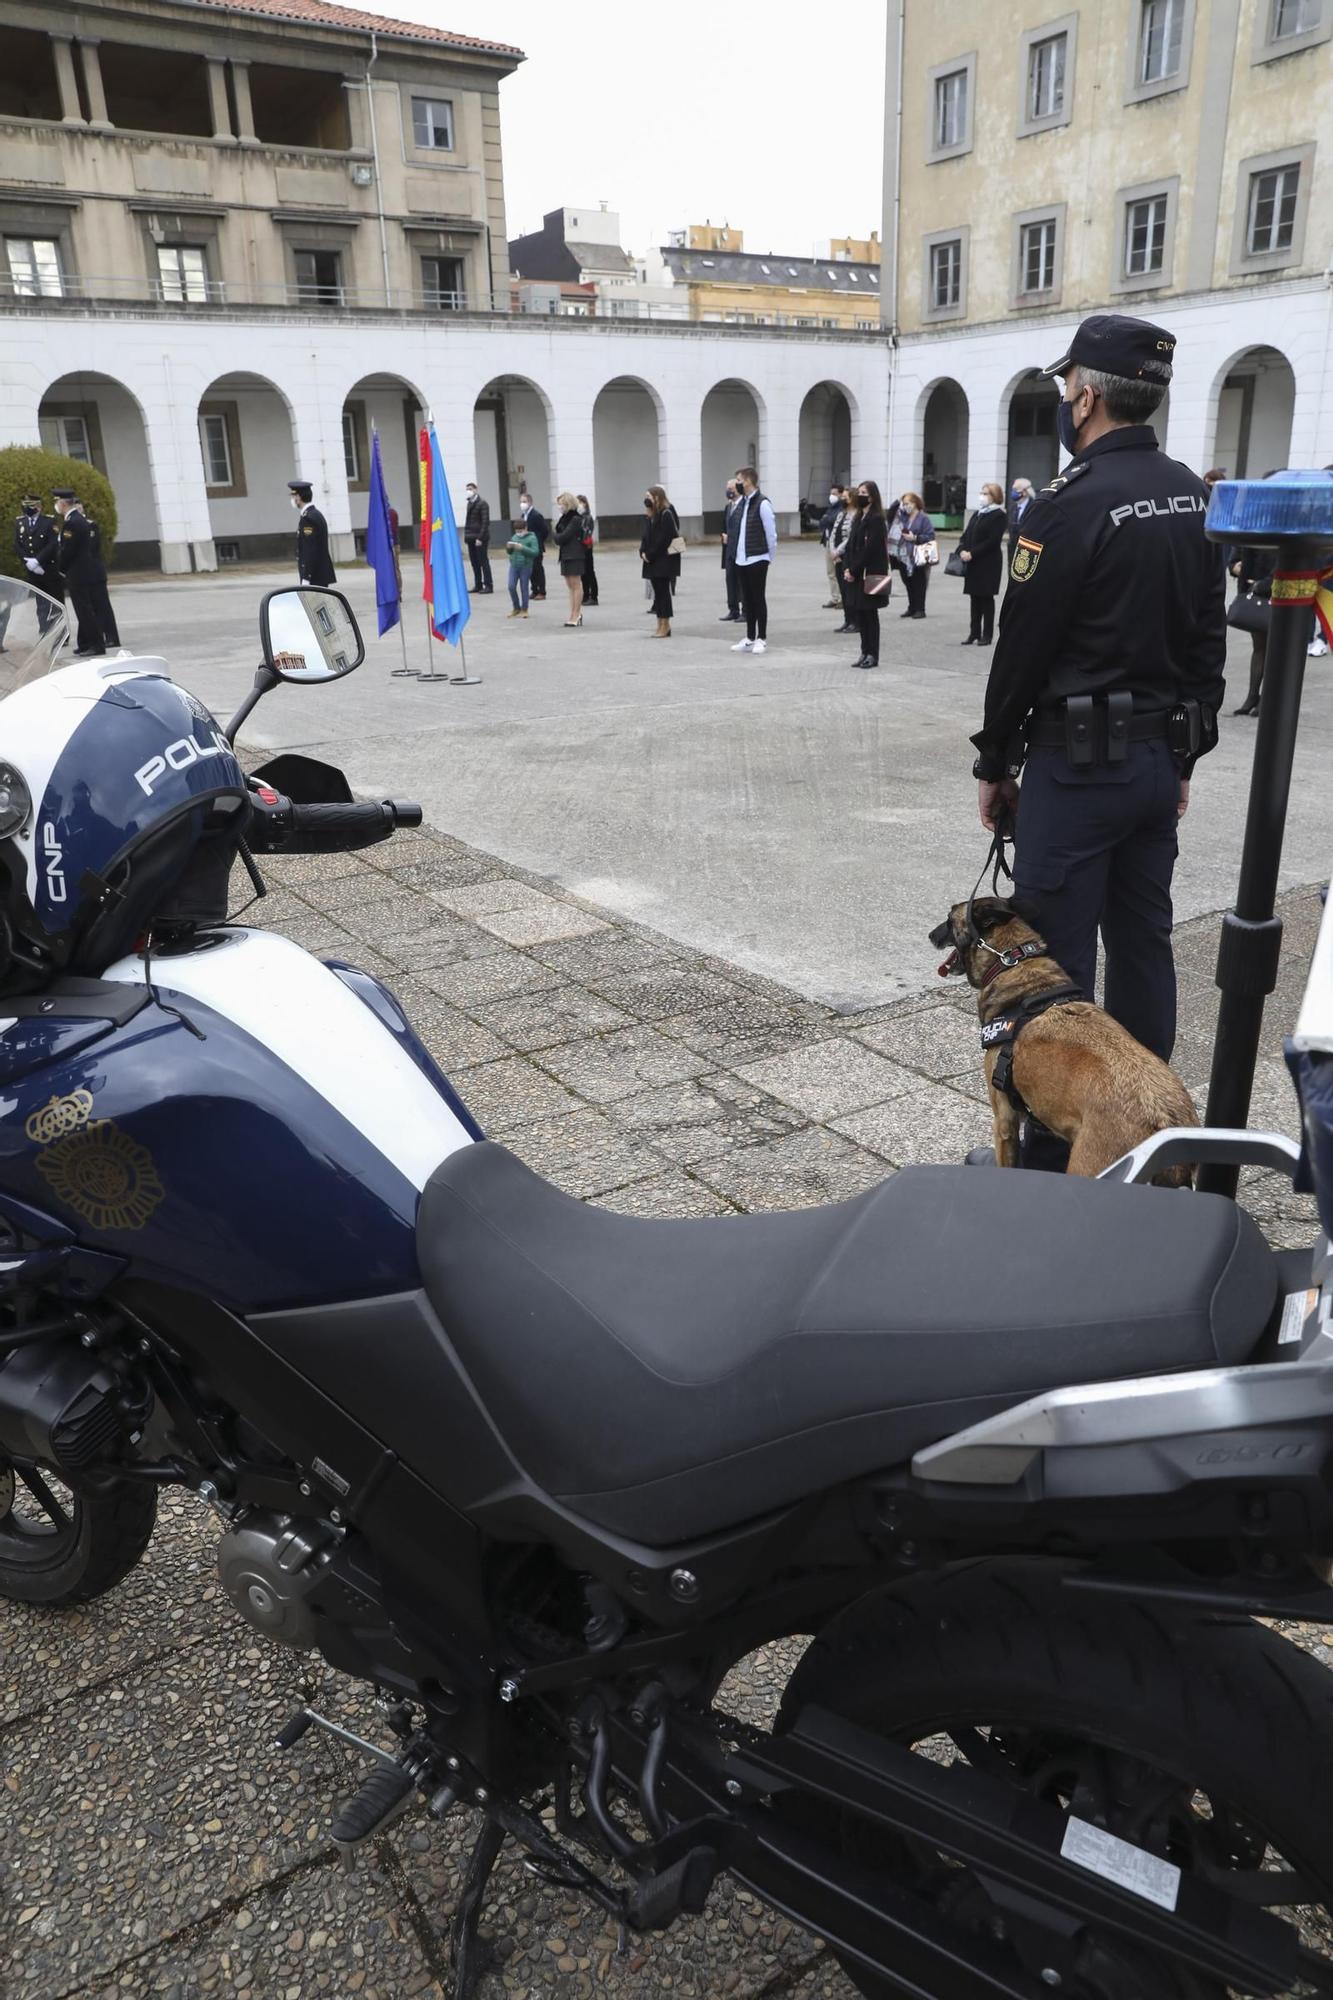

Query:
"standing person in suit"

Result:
[[53, 488, 117, 656], [640, 485, 677, 638], [842, 480, 889, 670], [463, 483, 493, 594], [729, 465, 776, 656], [957, 482, 1007, 646], [1007, 477, 1034, 555], [719, 480, 743, 622], [521, 495, 549, 600], [896, 493, 936, 619], [576, 495, 598, 606], [289, 481, 336, 586], [14, 492, 64, 635]]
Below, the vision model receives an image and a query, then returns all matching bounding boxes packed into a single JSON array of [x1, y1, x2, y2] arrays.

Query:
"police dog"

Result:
[[928, 897, 1198, 1182]]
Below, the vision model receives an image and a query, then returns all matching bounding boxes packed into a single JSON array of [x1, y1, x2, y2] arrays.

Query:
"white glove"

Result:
[[23, 557, 40, 573]]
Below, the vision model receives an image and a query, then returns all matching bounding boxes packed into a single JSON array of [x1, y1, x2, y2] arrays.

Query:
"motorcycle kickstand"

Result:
[[450, 1816, 506, 2000]]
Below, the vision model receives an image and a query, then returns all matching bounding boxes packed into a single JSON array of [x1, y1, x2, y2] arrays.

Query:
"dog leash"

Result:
[[964, 808, 1015, 949]]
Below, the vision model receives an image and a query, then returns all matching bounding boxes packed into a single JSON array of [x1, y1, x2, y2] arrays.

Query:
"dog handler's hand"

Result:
[[1177, 778, 1190, 820], [978, 777, 1019, 833]]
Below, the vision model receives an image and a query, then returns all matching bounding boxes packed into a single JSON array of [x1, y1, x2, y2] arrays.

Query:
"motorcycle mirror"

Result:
[[259, 589, 365, 685]]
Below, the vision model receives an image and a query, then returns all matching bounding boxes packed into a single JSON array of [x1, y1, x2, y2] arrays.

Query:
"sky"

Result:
[[390, 0, 888, 259]]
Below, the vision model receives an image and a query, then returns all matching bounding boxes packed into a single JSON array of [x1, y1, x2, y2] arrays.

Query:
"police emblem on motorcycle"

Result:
[[34, 1119, 165, 1232], [1012, 537, 1043, 581], [25, 1087, 95, 1144]]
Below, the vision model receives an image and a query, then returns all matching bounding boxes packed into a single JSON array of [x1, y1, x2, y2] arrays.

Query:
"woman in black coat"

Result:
[[1229, 544, 1276, 715], [957, 481, 1006, 646], [576, 494, 598, 606], [640, 485, 677, 638], [552, 491, 586, 627], [842, 479, 890, 669]]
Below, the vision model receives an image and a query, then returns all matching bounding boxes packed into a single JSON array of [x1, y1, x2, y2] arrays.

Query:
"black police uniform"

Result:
[[14, 507, 64, 633], [971, 316, 1226, 1081], [85, 517, 120, 649], [56, 503, 116, 655], [296, 503, 337, 587]]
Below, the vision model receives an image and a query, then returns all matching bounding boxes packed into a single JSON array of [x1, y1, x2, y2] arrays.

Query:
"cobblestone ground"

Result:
[[0, 813, 1324, 2000]]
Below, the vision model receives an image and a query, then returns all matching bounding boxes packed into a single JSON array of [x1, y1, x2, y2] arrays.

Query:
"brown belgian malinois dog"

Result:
[[928, 897, 1198, 1182]]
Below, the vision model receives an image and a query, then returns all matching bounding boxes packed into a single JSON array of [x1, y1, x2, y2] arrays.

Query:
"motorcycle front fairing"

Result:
[[1, 928, 479, 1314]]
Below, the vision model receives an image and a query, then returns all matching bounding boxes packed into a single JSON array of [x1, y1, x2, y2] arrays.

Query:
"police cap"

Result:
[[1042, 313, 1176, 385], [288, 480, 313, 499], [51, 487, 77, 500]]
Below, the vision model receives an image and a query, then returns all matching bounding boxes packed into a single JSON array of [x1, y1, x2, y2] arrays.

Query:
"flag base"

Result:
[[390, 667, 419, 678], [417, 668, 450, 683], [450, 673, 483, 685]]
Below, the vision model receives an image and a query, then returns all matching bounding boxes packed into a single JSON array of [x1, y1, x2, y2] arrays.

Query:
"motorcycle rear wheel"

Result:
[[0, 1457, 157, 1605], [777, 1561, 1333, 1999]]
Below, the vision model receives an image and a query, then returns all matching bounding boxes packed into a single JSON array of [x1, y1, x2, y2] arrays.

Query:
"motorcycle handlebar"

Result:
[[247, 797, 424, 855]]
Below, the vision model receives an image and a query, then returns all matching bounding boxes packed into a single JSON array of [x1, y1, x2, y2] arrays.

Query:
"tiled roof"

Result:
[[187, 0, 523, 57], [660, 247, 880, 294]]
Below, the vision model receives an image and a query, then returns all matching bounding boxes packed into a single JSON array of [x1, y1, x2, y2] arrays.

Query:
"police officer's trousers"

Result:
[[1012, 739, 1181, 1065]]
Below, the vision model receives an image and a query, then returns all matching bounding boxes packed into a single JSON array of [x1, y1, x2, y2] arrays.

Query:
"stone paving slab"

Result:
[[0, 812, 1323, 2000]]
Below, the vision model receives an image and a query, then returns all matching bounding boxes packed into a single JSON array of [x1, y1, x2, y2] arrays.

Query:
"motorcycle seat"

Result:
[[418, 1142, 1277, 1546]]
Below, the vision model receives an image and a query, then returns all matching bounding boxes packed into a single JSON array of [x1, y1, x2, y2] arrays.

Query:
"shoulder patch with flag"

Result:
[[1011, 535, 1043, 581]]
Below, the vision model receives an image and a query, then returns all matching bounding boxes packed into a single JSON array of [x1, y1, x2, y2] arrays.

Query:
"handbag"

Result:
[[1227, 590, 1270, 636], [944, 549, 966, 579], [919, 540, 940, 566], [863, 573, 892, 597], [667, 534, 687, 557]]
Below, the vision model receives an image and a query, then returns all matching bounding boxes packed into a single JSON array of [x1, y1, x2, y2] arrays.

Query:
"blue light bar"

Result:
[[1206, 467, 1333, 546]]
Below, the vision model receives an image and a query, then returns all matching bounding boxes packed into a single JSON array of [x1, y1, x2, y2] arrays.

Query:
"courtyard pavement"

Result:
[[0, 557, 1327, 1997]]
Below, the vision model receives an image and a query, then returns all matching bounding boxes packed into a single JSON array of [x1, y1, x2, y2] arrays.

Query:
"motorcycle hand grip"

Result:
[[282, 800, 400, 853]]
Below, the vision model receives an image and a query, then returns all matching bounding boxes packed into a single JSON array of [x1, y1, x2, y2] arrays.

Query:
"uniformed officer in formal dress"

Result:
[[970, 313, 1226, 1165], [289, 480, 337, 587], [53, 488, 120, 656], [14, 491, 64, 634]]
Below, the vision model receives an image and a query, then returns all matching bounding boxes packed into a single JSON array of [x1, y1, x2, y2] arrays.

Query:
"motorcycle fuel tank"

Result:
[[0, 929, 478, 1312]]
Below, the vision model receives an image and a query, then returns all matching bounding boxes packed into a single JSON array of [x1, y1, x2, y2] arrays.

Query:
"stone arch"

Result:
[[195, 371, 300, 565], [1205, 344, 1296, 480], [798, 380, 856, 508], [342, 373, 426, 550], [916, 377, 970, 525], [39, 369, 160, 569], [701, 378, 765, 529], [593, 375, 664, 536], [473, 373, 555, 522]]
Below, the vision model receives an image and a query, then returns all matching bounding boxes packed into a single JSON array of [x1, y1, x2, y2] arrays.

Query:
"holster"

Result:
[[1167, 700, 1203, 760]]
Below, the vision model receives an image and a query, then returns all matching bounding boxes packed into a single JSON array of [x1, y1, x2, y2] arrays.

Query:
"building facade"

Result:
[[882, 0, 1333, 507], [655, 223, 884, 333], [0, 0, 890, 565]]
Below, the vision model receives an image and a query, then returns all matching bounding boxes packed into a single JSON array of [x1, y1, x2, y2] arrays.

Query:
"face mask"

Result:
[[644, 499, 653, 510], [22, 503, 37, 515], [1056, 390, 1090, 457], [828, 492, 840, 504], [857, 493, 869, 509], [466, 489, 476, 499]]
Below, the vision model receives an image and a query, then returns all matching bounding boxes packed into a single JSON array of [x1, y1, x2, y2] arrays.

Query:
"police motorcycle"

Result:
[[4, 568, 1333, 2000]]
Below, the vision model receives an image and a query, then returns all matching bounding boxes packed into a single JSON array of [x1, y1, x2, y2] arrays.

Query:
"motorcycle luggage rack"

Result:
[[1098, 1125, 1301, 1185]]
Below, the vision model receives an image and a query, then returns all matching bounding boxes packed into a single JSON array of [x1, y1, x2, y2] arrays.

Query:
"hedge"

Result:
[[0, 446, 118, 580]]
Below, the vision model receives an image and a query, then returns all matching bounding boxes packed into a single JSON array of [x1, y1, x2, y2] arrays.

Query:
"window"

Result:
[[1271, 0, 1321, 35], [293, 248, 342, 305], [1138, 0, 1184, 80], [930, 238, 961, 310], [199, 412, 233, 488], [934, 68, 967, 149], [1020, 217, 1058, 292], [411, 96, 453, 150], [1027, 33, 1067, 119], [341, 408, 360, 484], [5, 236, 62, 298], [1248, 164, 1300, 254], [46, 414, 90, 462], [157, 244, 208, 303], [1124, 193, 1168, 274], [421, 255, 464, 309]]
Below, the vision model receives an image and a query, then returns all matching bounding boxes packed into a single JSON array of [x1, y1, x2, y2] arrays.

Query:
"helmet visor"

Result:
[[3, 578, 74, 688]]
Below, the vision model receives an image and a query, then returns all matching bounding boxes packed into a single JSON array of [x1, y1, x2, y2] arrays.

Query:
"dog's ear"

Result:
[[1006, 895, 1044, 930], [972, 899, 1012, 936]]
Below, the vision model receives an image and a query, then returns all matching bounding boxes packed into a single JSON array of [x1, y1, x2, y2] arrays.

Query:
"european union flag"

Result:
[[424, 425, 471, 647], [364, 429, 400, 637]]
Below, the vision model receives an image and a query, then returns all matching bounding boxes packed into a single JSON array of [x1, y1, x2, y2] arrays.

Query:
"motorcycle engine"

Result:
[[216, 1511, 339, 1650]]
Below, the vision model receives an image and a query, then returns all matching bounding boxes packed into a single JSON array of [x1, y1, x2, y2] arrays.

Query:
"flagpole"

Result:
[[451, 629, 481, 686]]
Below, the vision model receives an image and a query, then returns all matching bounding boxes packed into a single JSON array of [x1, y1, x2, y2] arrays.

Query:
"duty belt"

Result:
[[1027, 693, 1181, 766]]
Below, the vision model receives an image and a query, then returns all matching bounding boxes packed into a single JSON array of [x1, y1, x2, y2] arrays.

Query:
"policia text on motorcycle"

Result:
[[970, 313, 1226, 1160], [290, 480, 337, 588]]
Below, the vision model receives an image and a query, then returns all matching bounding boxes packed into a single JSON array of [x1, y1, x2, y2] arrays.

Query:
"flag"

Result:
[[419, 424, 471, 647], [364, 429, 400, 637]]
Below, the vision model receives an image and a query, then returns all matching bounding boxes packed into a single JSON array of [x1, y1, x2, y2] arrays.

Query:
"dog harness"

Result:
[[981, 975, 1086, 1108]]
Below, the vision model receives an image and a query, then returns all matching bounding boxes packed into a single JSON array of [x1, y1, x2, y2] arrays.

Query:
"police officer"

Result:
[[14, 491, 64, 635], [289, 480, 336, 587], [970, 313, 1226, 1164], [53, 488, 120, 656]]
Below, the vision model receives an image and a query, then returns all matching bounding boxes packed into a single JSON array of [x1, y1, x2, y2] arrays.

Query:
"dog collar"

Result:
[[978, 938, 1051, 989]]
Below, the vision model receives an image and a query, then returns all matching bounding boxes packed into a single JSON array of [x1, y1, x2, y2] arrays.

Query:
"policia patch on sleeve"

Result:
[[1011, 535, 1043, 581]]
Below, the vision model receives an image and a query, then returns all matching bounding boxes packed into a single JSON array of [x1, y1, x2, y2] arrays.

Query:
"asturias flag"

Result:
[[364, 429, 400, 637], [419, 424, 471, 647]]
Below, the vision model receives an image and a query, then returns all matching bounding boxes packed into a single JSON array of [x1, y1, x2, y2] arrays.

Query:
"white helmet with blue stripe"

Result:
[[0, 656, 249, 992]]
